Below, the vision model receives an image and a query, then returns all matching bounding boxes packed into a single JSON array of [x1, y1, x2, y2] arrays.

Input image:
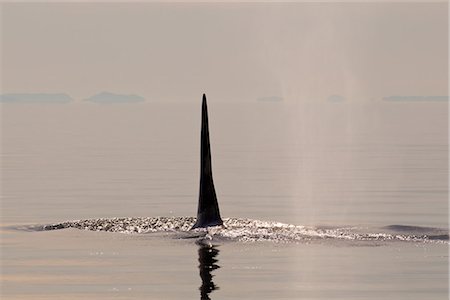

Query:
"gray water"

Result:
[[1, 101, 448, 299]]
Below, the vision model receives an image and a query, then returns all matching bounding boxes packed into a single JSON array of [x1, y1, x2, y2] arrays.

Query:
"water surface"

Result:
[[1, 101, 448, 299]]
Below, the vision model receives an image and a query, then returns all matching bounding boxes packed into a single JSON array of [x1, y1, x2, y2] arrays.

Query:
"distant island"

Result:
[[85, 92, 145, 103], [257, 96, 283, 102], [383, 96, 448, 102], [0, 93, 73, 103]]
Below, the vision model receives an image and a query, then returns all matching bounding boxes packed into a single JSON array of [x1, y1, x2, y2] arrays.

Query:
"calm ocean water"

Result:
[[1, 101, 448, 299]]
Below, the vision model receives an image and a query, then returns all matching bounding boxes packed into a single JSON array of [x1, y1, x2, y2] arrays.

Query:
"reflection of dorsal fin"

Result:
[[192, 94, 223, 229]]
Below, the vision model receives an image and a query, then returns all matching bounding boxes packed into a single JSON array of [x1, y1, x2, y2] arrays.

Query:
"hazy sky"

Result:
[[1, 2, 448, 102]]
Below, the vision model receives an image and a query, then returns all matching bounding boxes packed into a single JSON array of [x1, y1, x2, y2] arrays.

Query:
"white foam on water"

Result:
[[21, 217, 448, 244]]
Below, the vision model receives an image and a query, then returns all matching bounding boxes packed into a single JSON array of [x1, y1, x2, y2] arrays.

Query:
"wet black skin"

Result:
[[192, 94, 223, 229]]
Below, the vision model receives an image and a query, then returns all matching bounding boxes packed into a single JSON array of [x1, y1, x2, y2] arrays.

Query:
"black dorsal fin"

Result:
[[192, 94, 223, 229]]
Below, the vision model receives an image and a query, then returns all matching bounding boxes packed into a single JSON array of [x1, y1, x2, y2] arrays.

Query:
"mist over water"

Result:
[[1, 101, 448, 299], [1, 2, 448, 298], [2, 101, 447, 227]]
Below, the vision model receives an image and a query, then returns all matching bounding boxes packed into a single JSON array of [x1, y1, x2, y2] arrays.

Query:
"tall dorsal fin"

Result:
[[192, 94, 223, 229]]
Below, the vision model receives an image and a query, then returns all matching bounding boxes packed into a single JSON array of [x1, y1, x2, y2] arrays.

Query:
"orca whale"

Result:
[[192, 94, 224, 229]]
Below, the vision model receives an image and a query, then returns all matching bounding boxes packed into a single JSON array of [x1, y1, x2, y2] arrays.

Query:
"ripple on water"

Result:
[[17, 217, 449, 244]]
